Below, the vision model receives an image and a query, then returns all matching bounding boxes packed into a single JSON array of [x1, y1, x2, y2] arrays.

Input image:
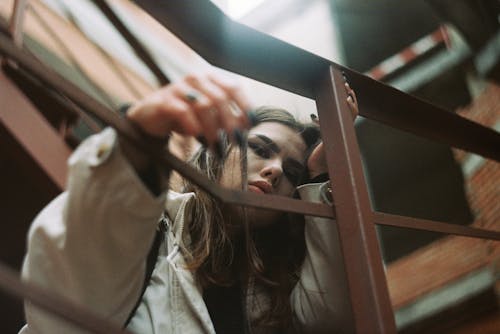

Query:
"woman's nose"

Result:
[[260, 162, 283, 186]]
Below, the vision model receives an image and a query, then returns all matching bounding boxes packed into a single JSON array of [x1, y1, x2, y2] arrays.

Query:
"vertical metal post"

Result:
[[315, 66, 396, 333]]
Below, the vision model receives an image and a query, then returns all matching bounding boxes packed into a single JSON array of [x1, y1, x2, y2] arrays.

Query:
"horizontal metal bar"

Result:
[[221, 187, 335, 218], [0, 33, 334, 219], [134, 0, 329, 98], [134, 0, 500, 162], [373, 212, 500, 241], [346, 70, 500, 162], [0, 262, 132, 334]]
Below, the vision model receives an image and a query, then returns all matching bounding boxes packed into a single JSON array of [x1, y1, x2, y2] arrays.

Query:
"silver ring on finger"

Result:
[[185, 91, 200, 103]]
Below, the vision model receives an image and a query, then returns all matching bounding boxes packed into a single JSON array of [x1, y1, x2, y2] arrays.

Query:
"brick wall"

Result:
[[455, 83, 500, 232], [386, 81, 499, 310]]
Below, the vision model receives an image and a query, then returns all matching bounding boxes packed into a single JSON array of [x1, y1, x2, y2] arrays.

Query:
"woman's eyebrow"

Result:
[[254, 134, 281, 153]]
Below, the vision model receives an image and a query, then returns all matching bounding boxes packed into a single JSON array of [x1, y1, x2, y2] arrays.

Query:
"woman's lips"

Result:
[[248, 181, 272, 194], [248, 185, 265, 194]]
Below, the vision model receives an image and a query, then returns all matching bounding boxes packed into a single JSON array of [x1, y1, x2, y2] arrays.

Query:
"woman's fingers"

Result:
[[344, 82, 359, 120], [166, 101, 204, 138], [127, 89, 198, 138], [183, 73, 254, 144], [172, 83, 220, 145], [184, 74, 238, 138], [207, 73, 253, 128], [127, 73, 253, 149], [307, 141, 328, 179], [342, 71, 359, 120]]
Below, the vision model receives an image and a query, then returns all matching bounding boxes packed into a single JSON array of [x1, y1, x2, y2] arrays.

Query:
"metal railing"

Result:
[[0, 0, 498, 333]]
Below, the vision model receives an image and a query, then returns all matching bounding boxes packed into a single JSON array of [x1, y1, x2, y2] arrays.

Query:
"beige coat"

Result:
[[19, 128, 343, 334]]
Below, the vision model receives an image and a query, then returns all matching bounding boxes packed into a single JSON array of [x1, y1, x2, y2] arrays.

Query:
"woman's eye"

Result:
[[248, 142, 271, 159], [283, 161, 304, 185]]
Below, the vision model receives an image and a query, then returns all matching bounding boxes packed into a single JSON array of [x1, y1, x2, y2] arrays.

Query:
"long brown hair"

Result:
[[181, 107, 321, 329]]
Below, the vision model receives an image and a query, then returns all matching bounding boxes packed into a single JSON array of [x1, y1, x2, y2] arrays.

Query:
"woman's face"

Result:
[[220, 121, 307, 225]]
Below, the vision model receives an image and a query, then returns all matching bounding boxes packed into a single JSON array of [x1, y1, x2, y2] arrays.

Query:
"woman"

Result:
[[20, 73, 358, 333]]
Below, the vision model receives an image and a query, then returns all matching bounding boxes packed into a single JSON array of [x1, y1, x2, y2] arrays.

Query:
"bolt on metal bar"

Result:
[[316, 66, 397, 333]]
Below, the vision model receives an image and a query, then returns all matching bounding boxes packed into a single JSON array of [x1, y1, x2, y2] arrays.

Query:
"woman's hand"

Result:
[[127, 72, 253, 145], [307, 81, 359, 179]]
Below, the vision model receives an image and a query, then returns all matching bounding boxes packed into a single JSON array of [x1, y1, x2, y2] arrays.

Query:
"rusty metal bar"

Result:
[[0, 263, 132, 334], [90, 0, 170, 87], [316, 66, 397, 333], [344, 70, 500, 162], [135, 0, 327, 98], [374, 212, 500, 241]]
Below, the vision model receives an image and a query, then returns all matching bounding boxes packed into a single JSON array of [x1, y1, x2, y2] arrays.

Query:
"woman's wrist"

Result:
[[119, 104, 170, 195]]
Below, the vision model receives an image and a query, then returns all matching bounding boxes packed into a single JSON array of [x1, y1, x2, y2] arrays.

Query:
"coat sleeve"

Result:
[[21, 128, 167, 333], [290, 182, 350, 333]]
